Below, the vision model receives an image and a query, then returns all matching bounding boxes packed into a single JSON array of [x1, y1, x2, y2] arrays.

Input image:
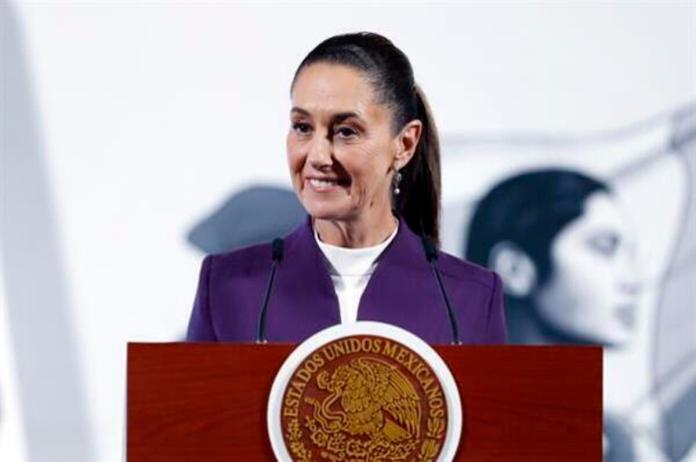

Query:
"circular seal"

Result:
[[268, 322, 462, 461]]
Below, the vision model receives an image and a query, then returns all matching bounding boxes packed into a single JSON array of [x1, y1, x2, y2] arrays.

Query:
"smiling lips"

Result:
[[305, 177, 347, 192]]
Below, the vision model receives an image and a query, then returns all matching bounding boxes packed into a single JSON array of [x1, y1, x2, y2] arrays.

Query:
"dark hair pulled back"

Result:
[[291, 32, 441, 245], [466, 169, 610, 288]]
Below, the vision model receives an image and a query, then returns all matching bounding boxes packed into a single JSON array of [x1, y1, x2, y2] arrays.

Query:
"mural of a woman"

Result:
[[460, 107, 696, 460], [465, 169, 654, 460], [465, 169, 642, 347]]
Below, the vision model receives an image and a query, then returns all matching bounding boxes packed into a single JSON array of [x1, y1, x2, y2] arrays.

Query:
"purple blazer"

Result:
[[186, 217, 507, 344]]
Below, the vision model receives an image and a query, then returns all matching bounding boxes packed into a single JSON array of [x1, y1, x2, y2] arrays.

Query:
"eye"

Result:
[[587, 233, 620, 257], [334, 126, 358, 139], [292, 122, 312, 135]]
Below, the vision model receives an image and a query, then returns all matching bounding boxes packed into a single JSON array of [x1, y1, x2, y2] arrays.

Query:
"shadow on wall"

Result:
[[0, 2, 95, 461], [187, 185, 305, 254]]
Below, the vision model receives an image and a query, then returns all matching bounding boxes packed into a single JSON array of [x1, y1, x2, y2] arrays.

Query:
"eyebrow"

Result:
[[291, 107, 364, 124]]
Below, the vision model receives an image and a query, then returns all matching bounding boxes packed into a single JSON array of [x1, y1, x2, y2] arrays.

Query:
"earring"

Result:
[[393, 170, 402, 195]]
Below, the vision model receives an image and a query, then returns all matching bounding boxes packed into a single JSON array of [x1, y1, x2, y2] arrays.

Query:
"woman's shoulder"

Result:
[[396, 219, 499, 291], [435, 248, 500, 291]]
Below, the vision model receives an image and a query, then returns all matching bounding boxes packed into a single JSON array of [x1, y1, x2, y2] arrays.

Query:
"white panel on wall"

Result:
[[0, 264, 28, 462]]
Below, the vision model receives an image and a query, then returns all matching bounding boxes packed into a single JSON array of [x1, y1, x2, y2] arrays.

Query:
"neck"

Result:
[[313, 210, 397, 248]]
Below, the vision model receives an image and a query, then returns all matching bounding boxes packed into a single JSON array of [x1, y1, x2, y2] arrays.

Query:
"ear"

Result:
[[488, 241, 537, 298], [393, 119, 422, 170]]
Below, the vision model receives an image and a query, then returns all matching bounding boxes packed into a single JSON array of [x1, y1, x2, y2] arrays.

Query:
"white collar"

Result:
[[314, 222, 399, 276]]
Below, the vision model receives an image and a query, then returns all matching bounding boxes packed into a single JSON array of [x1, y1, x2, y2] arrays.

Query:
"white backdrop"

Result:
[[1, 1, 694, 461]]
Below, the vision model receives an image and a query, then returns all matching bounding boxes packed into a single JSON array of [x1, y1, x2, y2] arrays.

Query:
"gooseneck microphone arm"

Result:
[[256, 238, 284, 343], [421, 237, 462, 345]]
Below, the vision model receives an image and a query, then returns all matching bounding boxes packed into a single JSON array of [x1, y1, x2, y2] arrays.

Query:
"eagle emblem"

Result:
[[278, 333, 451, 462], [302, 357, 422, 461], [313, 357, 421, 438]]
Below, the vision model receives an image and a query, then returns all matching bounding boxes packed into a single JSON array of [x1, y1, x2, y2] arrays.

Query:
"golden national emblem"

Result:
[[268, 323, 460, 462]]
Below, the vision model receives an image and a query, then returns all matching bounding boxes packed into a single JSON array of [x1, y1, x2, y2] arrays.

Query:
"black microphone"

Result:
[[421, 236, 462, 345], [256, 238, 284, 343]]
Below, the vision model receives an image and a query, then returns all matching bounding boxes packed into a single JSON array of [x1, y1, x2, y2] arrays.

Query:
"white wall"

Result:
[[0, 263, 28, 462], [3, 2, 695, 460]]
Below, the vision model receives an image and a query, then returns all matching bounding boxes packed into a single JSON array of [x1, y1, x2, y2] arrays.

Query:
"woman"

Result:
[[466, 169, 642, 346], [186, 32, 506, 344], [466, 169, 650, 461]]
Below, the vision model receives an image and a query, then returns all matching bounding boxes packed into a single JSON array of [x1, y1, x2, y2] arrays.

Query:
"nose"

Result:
[[619, 276, 642, 297], [307, 135, 333, 170], [618, 255, 643, 297]]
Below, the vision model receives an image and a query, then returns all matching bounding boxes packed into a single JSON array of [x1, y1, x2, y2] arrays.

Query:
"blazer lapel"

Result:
[[265, 216, 341, 342], [266, 216, 451, 343], [358, 218, 452, 343]]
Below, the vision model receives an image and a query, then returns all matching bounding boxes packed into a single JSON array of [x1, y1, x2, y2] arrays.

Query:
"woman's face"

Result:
[[533, 191, 642, 346], [287, 63, 400, 223]]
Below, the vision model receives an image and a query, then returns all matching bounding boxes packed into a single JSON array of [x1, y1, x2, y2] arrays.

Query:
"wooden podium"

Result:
[[127, 343, 601, 461]]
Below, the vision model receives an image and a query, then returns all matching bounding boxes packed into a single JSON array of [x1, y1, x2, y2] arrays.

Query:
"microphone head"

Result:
[[271, 238, 284, 262], [421, 236, 438, 262]]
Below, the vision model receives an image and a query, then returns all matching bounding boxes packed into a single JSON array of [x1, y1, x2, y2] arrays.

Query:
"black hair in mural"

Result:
[[465, 169, 610, 287]]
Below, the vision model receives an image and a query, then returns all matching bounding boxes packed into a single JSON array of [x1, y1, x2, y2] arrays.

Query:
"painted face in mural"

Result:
[[287, 63, 411, 225], [533, 191, 642, 346]]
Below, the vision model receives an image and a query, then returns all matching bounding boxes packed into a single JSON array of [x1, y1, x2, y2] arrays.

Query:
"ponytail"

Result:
[[393, 85, 441, 246]]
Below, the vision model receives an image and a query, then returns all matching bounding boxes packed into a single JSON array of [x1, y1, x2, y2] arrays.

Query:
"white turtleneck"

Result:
[[314, 223, 399, 323]]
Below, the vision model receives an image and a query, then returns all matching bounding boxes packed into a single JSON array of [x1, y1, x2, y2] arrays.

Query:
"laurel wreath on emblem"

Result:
[[284, 357, 445, 461]]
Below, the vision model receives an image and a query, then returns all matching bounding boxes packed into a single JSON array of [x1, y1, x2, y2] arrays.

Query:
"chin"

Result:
[[301, 200, 350, 221], [588, 328, 633, 348], [603, 331, 634, 348]]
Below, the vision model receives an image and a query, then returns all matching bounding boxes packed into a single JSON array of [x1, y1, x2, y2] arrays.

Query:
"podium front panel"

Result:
[[127, 343, 601, 461]]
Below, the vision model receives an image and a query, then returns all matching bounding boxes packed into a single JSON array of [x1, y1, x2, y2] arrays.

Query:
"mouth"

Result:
[[304, 176, 349, 192]]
